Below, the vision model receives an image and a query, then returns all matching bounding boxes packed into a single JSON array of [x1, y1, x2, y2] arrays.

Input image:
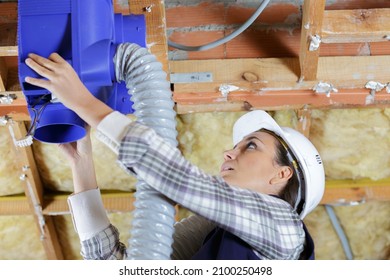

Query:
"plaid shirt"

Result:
[[78, 113, 305, 260]]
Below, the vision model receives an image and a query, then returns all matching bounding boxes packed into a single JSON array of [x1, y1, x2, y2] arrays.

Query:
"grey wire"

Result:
[[325, 205, 354, 260], [168, 0, 271, 51]]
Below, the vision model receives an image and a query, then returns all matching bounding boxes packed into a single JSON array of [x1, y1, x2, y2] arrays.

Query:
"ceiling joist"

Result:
[[171, 55, 390, 113], [322, 8, 390, 43]]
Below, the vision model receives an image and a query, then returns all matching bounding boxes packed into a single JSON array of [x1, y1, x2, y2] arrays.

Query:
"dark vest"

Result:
[[192, 223, 314, 260]]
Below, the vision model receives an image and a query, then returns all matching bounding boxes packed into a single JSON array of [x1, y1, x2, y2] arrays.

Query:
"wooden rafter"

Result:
[[128, 0, 169, 73], [299, 0, 326, 81], [0, 57, 7, 91], [322, 8, 390, 43], [171, 55, 390, 113], [2, 176, 390, 215], [9, 121, 64, 259]]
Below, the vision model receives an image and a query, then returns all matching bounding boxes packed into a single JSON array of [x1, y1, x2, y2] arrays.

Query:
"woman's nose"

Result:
[[223, 149, 238, 161]]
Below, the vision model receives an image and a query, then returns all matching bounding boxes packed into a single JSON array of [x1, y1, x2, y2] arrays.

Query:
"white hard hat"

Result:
[[233, 110, 325, 219]]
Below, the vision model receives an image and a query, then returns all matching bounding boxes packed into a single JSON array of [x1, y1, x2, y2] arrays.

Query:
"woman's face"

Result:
[[221, 131, 287, 194]]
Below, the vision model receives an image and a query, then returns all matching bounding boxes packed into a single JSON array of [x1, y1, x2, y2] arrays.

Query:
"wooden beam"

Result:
[[0, 195, 31, 215], [171, 56, 390, 113], [0, 91, 29, 121], [43, 192, 136, 215], [299, 0, 326, 81], [0, 192, 136, 216], [321, 178, 390, 205], [2, 178, 390, 215], [9, 122, 64, 260], [128, 0, 169, 74], [0, 3, 17, 51], [0, 46, 18, 57], [0, 57, 7, 91], [322, 8, 390, 44]]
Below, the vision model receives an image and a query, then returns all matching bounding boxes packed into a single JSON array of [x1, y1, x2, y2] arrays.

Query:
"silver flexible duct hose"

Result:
[[114, 43, 178, 259]]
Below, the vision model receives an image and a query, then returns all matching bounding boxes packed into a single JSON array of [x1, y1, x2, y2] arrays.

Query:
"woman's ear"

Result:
[[270, 166, 293, 185]]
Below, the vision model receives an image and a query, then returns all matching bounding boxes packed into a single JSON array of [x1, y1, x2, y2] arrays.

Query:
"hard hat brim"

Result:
[[233, 110, 285, 146]]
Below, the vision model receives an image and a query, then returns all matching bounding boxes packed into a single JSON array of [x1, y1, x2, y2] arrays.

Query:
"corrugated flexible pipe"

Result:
[[114, 43, 178, 259]]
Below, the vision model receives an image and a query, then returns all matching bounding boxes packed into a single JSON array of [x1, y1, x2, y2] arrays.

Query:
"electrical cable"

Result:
[[167, 0, 271, 51], [325, 205, 354, 260]]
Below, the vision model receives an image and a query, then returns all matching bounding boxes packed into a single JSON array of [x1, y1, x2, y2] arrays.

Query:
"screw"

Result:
[[143, 5, 152, 12]]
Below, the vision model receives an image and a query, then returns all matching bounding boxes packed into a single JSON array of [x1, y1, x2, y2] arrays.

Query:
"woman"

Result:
[[24, 53, 325, 260]]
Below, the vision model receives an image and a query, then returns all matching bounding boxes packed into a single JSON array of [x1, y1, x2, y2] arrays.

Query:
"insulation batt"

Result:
[[32, 127, 137, 192], [0, 125, 26, 195], [0, 109, 389, 259]]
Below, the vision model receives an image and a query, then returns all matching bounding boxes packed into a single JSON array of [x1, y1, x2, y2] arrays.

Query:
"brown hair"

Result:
[[273, 139, 301, 212]]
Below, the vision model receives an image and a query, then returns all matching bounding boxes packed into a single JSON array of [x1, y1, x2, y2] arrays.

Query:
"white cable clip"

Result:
[[8, 121, 34, 147], [309, 34, 321, 51], [313, 82, 338, 97]]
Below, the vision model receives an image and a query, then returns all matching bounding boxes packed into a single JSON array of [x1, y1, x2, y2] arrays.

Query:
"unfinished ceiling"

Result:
[[0, 0, 389, 259]]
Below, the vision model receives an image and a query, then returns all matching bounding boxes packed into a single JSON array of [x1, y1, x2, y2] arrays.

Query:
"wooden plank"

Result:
[[299, 0, 326, 81], [0, 2, 17, 23], [128, 0, 169, 74], [0, 46, 18, 57], [0, 3, 17, 50], [322, 8, 390, 43], [2, 180, 390, 215], [9, 121, 64, 260], [0, 91, 29, 121], [43, 192, 136, 215], [171, 56, 390, 92], [0, 192, 136, 216], [0, 57, 7, 91], [170, 56, 390, 112], [0, 195, 31, 215], [321, 178, 390, 205]]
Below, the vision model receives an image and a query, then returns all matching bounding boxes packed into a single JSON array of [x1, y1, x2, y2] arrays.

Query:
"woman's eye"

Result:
[[246, 141, 257, 149]]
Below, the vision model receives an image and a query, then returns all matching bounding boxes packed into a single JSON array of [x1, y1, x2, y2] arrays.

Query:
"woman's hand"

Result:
[[24, 53, 114, 128], [58, 126, 93, 165], [58, 126, 98, 193], [24, 53, 92, 112]]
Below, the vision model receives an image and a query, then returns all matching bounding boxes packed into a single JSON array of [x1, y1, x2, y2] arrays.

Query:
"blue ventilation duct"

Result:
[[18, 0, 178, 260], [18, 0, 146, 144]]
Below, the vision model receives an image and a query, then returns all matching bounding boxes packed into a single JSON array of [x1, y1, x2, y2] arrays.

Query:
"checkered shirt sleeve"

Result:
[[113, 121, 305, 260]]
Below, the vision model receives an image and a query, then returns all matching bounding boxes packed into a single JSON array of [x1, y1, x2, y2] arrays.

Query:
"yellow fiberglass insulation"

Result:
[[0, 125, 26, 196], [32, 128, 137, 192], [1, 108, 390, 259], [310, 108, 390, 180], [0, 215, 46, 260]]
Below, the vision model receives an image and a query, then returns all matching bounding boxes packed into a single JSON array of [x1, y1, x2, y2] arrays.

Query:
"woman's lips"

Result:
[[220, 163, 234, 173]]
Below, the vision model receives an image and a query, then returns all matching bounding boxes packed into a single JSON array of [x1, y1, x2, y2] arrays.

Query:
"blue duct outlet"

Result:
[[18, 0, 146, 144]]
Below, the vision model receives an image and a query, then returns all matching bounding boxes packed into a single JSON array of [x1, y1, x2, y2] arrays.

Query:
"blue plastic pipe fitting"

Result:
[[18, 0, 146, 144]]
